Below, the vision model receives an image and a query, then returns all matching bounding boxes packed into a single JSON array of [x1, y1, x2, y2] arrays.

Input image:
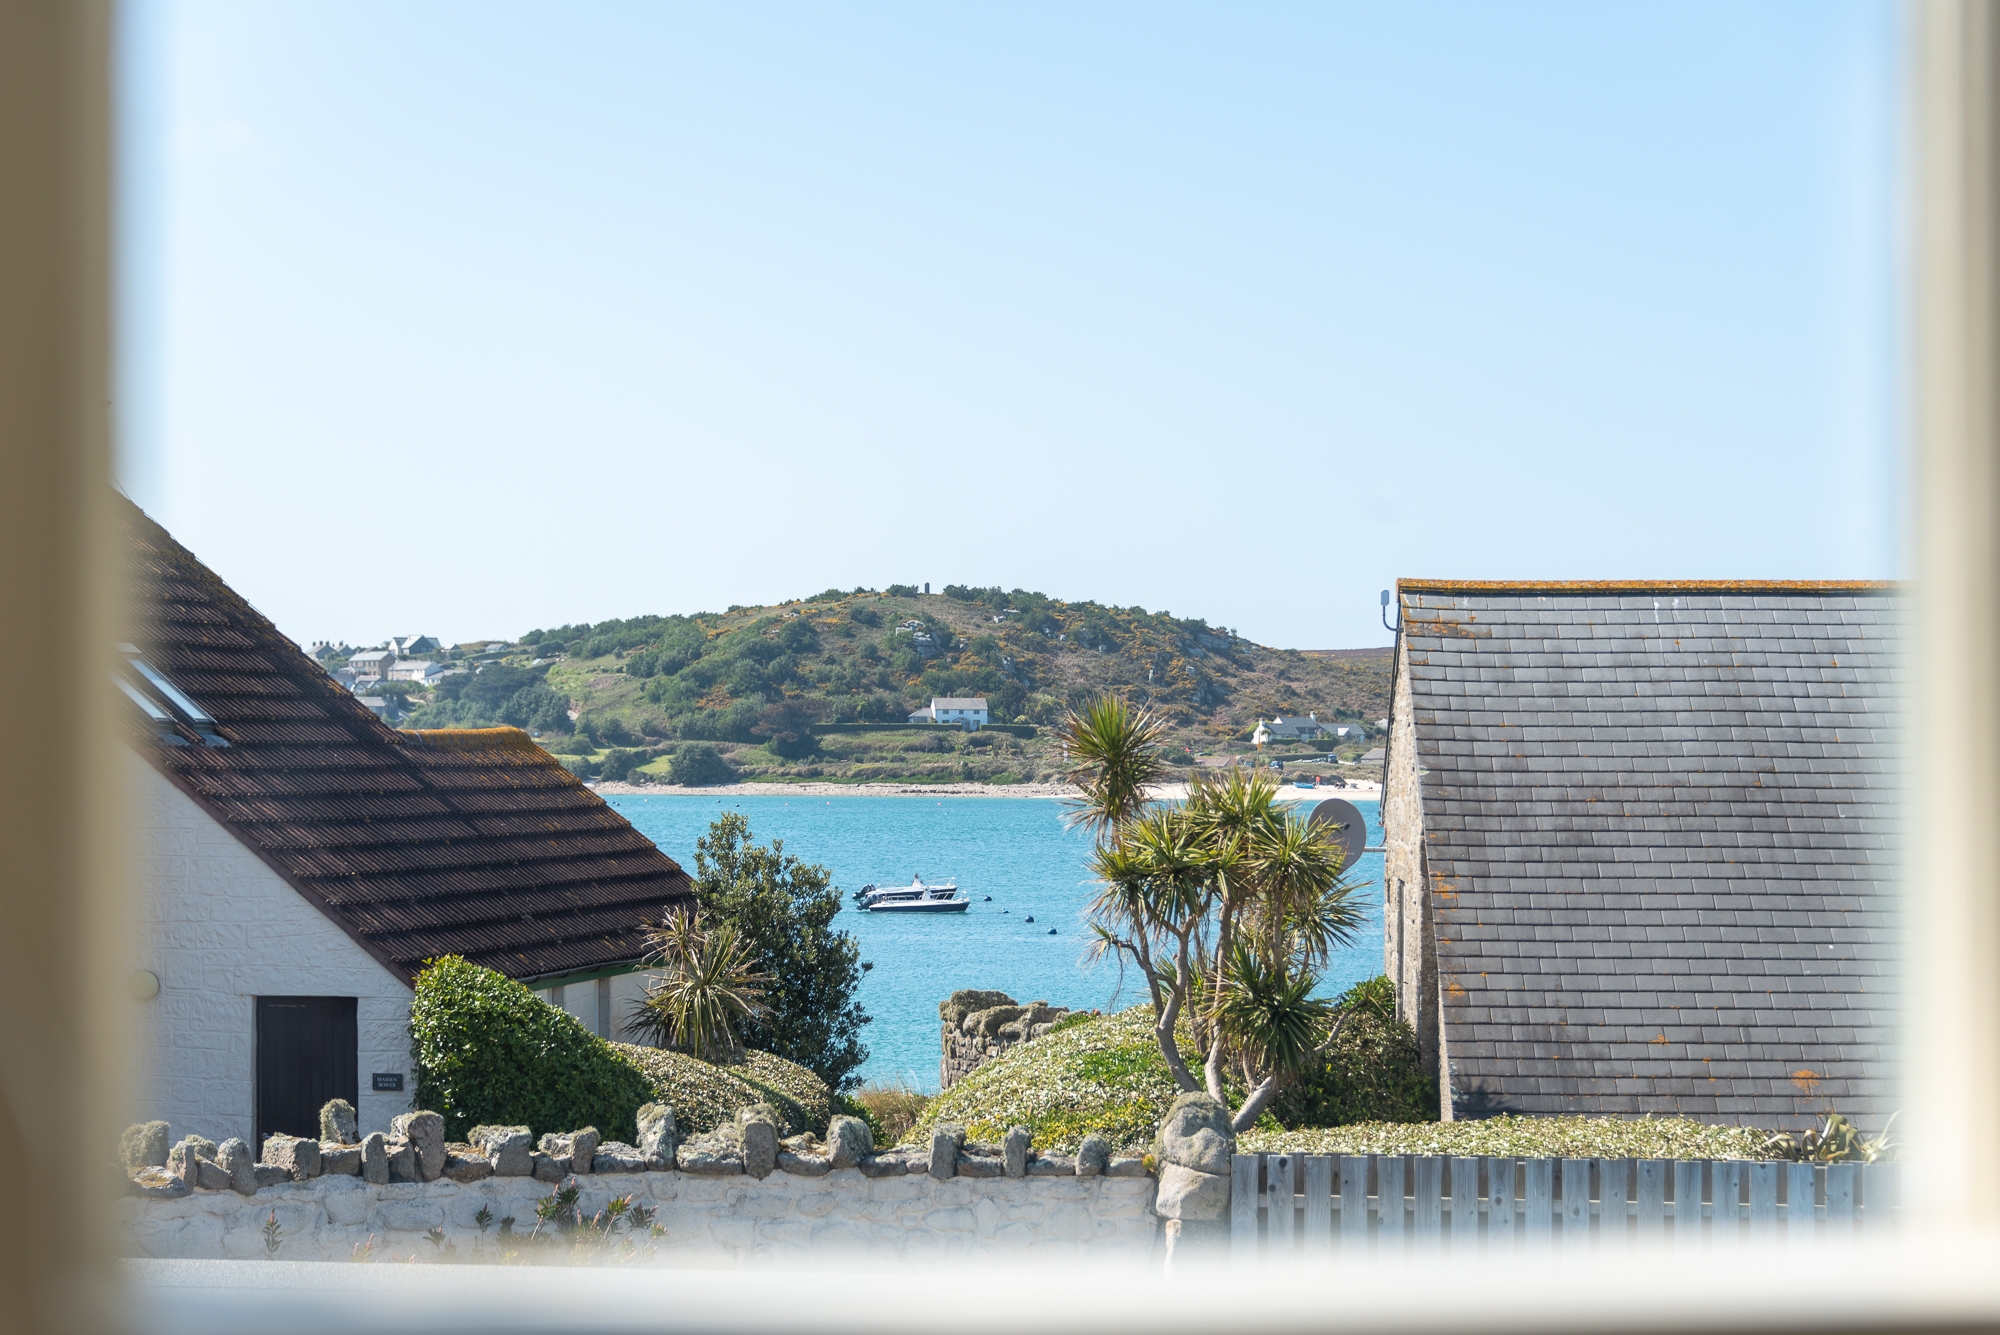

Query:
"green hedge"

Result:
[[410, 957, 653, 1142], [809, 722, 1038, 739]]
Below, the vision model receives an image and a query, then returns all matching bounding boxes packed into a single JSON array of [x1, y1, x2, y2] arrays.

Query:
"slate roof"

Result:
[[1395, 579, 1900, 1123], [119, 497, 695, 984]]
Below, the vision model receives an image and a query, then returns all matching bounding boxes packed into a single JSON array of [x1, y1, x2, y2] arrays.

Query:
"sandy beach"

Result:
[[590, 778, 1382, 801]]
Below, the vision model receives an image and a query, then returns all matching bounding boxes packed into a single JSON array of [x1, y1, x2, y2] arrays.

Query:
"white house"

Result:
[[928, 697, 989, 728], [390, 634, 440, 657], [120, 499, 695, 1152]]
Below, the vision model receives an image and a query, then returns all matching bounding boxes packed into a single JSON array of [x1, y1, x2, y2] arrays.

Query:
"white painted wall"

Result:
[[540, 970, 652, 1042], [124, 753, 415, 1143]]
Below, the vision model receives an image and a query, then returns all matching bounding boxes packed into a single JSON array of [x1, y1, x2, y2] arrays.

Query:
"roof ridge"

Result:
[[1398, 579, 1898, 594]]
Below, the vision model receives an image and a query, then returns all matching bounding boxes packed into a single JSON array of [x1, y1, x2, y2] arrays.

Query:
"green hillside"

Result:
[[398, 585, 1393, 785]]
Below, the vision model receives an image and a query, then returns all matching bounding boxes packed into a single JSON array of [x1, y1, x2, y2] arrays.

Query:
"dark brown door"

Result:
[[255, 996, 357, 1154]]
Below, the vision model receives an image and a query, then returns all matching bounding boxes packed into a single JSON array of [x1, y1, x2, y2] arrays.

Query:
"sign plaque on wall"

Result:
[[371, 1072, 404, 1092]]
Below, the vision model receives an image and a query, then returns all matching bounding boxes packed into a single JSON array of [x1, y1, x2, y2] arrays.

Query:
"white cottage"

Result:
[[119, 500, 695, 1151]]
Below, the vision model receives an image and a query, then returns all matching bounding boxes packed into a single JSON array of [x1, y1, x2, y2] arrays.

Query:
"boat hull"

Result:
[[861, 898, 970, 913]]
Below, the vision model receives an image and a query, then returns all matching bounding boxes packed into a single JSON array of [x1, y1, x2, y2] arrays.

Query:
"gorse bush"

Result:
[[410, 956, 653, 1142]]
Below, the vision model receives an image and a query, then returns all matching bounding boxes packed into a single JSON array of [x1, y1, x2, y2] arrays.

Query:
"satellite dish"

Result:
[[1308, 798, 1368, 869]]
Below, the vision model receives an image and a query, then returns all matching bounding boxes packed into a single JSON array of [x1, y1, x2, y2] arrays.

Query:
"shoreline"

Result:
[[591, 778, 1383, 801]]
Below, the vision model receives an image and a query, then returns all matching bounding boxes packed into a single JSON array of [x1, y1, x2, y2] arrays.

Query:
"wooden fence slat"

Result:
[[1712, 1161, 1741, 1241], [1559, 1159, 1591, 1240], [1231, 1153, 1261, 1261], [1486, 1157, 1516, 1247], [1861, 1161, 1894, 1229], [1749, 1161, 1779, 1236], [1636, 1159, 1667, 1238], [1599, 1159, 1630, 1241], [1786, 1162, 1817, 1238], [1524, 1158, 1553, 1242], [1302, 1155, 1333, 1250], [1825, 1162, 1857, 1234], [1339, 1156, 1369, 1241], [1266, 1153, 1296, 1255], [1377, 1155, 1406, 1247], [1450, 1157, 1480, 1242], [1413, 1156, 1442, 1241], [1673, 1160, 1703, 1242]]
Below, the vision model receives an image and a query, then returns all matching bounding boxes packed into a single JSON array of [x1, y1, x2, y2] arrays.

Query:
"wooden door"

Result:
[[255, 996, 357, 1153]]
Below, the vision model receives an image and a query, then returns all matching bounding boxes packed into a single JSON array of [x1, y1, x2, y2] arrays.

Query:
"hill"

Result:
[[397, 585, 1394, 785]]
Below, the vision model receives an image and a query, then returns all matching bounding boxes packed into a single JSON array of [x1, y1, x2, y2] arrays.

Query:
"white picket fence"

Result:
[[1231, 1153, 1897, 1254]]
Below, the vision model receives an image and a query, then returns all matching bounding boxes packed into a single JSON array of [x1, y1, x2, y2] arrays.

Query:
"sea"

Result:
[[607, 792, 1385, 1091]]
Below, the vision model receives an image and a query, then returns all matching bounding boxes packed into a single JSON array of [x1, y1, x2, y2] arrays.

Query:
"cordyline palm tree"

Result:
[[1065, 697, 1364, 1132], [624, 909, 772, 1063]]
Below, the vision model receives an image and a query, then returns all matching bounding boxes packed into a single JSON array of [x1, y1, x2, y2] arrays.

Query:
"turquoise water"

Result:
[[607, 793, 1385, 1090]]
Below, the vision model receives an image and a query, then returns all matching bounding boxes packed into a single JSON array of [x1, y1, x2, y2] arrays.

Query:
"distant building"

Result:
[[347, 649, 393, 681], [386, 659, 458, 686], [1258, 713, 1345, 743], [390, 635, 440, 657], [926, 697, 989, 728], [306, 641, 351, 662]]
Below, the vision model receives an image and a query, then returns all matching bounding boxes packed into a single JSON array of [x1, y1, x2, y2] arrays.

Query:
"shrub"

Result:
[[611, 1044, 829, 1137], [669, 741, 735, 786], [409, 957, 653, 1142], [1270, 976, 1437, 1129], [852, 1081, 930, 1144]]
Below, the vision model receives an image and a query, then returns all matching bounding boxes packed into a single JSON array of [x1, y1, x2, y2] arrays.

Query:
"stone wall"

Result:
[[117, 1103, 1162, 1263], [938, 990, 1081, 1088], [116, 1166, 1159, 1263]]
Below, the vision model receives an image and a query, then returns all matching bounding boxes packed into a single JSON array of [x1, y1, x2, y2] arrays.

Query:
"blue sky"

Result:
[[118, 2, 1901, 650]]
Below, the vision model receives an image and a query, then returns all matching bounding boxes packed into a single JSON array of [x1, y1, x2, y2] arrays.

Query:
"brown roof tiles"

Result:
[[121, 497, 694, 984]]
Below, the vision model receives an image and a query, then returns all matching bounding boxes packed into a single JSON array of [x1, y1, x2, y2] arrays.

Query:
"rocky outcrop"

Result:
[[635, 1104, 676, 1170], [391, 1112, 446, 1182], [262, 1134, 321, 1181], [937, 990, 1083, 1088], [470, 1125, 532, 1177]]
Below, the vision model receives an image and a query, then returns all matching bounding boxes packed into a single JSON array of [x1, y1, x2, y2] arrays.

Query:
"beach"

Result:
[[590, 777, 1382, 801]]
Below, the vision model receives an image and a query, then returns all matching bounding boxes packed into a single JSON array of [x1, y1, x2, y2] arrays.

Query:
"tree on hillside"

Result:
[[690, 812, 870, 1092], [752, 698, 819, 759], [1066, 697, 1365, 1132]]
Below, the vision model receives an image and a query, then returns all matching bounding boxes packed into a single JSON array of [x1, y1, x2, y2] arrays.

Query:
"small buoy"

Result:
[[1002, 910, 1009, 914], [983, 896, 992, 902], [1047, 928, 1057, 935], [1025, 916, 1035, 923]]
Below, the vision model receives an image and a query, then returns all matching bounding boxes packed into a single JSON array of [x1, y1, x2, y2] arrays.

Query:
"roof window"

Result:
[[116, 644, 229, 746]]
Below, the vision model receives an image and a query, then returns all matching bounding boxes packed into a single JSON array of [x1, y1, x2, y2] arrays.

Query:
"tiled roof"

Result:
[[930, 697, 988, 710], [120, 498, 694, 983], [1396, 581, 1900, 1123]]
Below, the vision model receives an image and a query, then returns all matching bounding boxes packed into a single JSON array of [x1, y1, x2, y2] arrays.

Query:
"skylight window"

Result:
[[116, 644, 228, 746]]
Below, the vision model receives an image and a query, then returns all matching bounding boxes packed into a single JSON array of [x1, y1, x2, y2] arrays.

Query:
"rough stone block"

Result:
[[856, 1154, 907, 1179], [390, 1112, 446, 1182], [385, 1137, 419, 1183], [169, 1136, 216, 1183], [825, 1115, 871, 1169], [635, 1104, 676, 1170], [193, 1159, 232, 1193], [1154, 1162, 1228, 1221], [736, 1110, 777, 1180], [470, 1126, 532, 1177], [1153, 1092, 1234, 1174], [1002, 1126, 1030, 1179], [216, 1139, 257, 1196], [252, 1164, 292, 1188], [591, 1141, 647, 1174], [319, 1145, 361, 1176], [360, 1133, 389, 1186], [320, 1099, 358, 1144], [530, 1152, 567, 1183], [129, 1166, 189, 1199], [956, 1153, 1004, 1179], [1075, 1134, 1110, 1176], [678, 1148, 744, 1176], [777, 1150, 832, 1176], [928, 1125, 966, 1180], [441, 1152, 493, 1184], [1027, 1154, 1074, 1177], [540, 1127, 600, 1176], [263, 1134, 321, 1181], [1106, 1157, 1149, 1177]]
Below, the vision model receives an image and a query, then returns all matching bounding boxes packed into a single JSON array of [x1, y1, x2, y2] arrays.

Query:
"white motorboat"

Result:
[[852, 876, 969, 913]]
